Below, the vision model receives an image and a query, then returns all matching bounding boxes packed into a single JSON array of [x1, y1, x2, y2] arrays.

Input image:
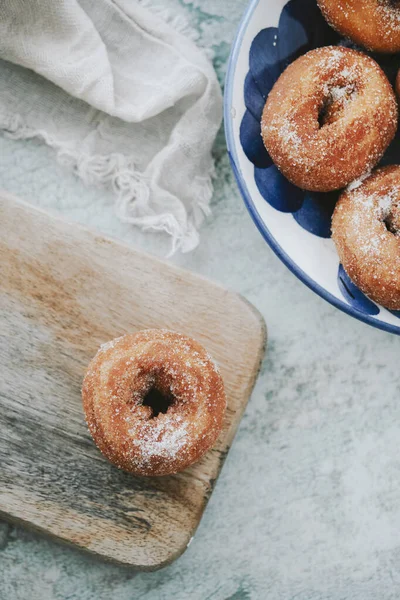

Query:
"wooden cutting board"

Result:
[[0, 192, 266, 570]]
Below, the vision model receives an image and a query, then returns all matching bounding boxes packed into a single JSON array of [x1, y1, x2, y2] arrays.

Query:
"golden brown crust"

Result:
[[262, 46, 398, 192], [318, 0, 400, 53], [82, 330, 226, 476], [332, 166, 400, 310]]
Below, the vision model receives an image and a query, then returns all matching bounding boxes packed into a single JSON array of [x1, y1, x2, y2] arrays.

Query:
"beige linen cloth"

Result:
[[0, 0, 222, 252]]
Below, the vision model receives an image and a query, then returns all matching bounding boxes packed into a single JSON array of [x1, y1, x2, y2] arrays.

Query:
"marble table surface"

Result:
[[2, 1, 400, 599]]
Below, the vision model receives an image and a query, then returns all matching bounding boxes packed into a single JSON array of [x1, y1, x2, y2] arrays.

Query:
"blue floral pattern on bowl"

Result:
[[239, 0, 341, 228], [238, 0, 400, 321]]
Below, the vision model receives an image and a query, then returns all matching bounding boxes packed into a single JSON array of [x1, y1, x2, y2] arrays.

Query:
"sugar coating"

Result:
[[82, 329, 227, 476], [317, 0, 400, 53], [332, 166, 400, 310], [261, 46, 398, 192], [129, 417, 188, 462]]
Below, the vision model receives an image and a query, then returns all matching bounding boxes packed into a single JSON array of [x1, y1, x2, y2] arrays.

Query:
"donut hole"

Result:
[[383, 211, 400, 235], [384, 215, 397, 234], [142, 387, 173, 418], [381, 0, 400, 8], [318, 82, 358, 128], [379, 195, 400, 235]]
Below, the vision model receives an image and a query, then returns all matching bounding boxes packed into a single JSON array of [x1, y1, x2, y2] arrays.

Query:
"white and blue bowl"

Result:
[[225, 0, 400, 334]]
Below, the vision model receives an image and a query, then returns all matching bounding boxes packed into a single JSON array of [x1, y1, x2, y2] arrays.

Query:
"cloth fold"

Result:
[[0, 0, 222, 252]]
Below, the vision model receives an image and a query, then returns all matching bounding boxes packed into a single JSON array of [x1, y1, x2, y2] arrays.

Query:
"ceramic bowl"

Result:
[[224, 0, 400, 334]]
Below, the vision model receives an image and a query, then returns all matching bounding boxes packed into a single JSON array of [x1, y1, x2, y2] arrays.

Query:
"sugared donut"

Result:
[[262, 46, 398, 192], [317, 0, 400, 53], [82, 329, 226, 476], [332, 166, 400, 310]]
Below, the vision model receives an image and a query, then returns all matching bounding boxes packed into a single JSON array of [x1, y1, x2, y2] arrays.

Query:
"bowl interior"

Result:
[[225, 0, 400, 335]]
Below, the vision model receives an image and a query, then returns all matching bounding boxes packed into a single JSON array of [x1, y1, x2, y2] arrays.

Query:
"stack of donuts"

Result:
[[262, 0, 400, 310]]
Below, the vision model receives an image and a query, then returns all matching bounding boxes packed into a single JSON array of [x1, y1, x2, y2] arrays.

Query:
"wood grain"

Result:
[[0, 192, 266, 570]]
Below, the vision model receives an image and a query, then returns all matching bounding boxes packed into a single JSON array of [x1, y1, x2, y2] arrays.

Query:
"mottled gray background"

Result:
[[1, 1, 400, 599]]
